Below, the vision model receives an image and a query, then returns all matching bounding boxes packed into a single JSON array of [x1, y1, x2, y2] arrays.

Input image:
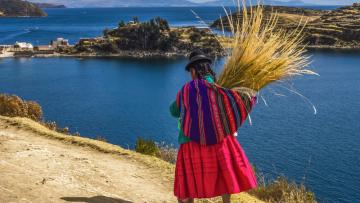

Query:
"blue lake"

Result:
[[0, 7, 359, 203]]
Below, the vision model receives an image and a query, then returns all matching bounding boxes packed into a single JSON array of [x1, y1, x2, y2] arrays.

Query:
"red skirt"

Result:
[[174, 135, 257, 200]]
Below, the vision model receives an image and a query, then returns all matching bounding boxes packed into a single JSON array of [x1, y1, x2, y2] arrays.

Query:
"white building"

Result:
[[14, 42, 34, 50], [51, 38, 69, 48]]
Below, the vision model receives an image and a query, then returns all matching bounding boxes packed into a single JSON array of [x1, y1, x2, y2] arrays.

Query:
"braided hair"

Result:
[[190, 61, 217, 82]]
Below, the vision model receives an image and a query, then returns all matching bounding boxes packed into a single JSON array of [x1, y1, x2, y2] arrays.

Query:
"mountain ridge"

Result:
[[32, 2, 66, 8], [27, 0, 314, 8], [0, 0, 47, 17]]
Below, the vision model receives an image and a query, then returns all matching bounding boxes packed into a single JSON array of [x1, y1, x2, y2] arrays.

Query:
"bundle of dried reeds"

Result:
[[217, 1, 318, 92]]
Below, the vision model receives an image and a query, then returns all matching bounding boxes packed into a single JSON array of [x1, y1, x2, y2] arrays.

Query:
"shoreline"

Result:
[[1, 51, 188, 59], [1, 46, 359, 59]]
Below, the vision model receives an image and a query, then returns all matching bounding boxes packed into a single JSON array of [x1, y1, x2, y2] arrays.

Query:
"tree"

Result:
[[190, 32, 202, 42], [155, 17, 170, 31], [133, 16, 139, 24], [103, 28, 110, 37], [118, 20, 126, 28]]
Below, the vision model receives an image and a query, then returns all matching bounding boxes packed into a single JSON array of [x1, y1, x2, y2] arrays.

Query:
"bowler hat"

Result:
[[185, 50, 212, 71]]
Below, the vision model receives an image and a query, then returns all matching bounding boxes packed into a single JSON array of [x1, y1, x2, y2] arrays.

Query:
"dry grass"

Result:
[[135, 137, 160, 156], [0, 94, 43, 121], [0, 115, 174, 173], [249, 177, 316, 203], [135, 137, 177, 163], [277, 13, 320, 24], [217, 1, 317, 92], [0, 115, 264, 203]]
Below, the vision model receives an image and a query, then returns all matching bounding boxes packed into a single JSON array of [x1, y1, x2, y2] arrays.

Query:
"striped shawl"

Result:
[[176, 79, 256, 145]]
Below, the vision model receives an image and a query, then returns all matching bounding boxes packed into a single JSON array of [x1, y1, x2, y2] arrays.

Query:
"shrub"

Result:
[[103, 28, 110, 37], [118, 20, 126, 28], [249, 176, 317, 203], [135, 138, 178, 163], [0, 94, 43, 121], [156, 142, 177, 164], [190, 32, 202, 42], [26, 101, 43, 121], [135, 137, 160, 156]]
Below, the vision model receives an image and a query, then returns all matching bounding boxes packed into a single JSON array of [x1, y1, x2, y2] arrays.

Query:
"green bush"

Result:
[[135, 137, 160, 156], [0, 94, 43, 121], [135, 137, 177, 163]]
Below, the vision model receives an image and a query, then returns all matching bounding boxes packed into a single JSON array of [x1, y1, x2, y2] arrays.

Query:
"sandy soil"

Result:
[[0, 116, 263, 203]]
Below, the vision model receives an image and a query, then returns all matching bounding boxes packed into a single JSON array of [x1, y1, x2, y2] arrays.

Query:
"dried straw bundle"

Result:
[[217, 2, 318, 92]]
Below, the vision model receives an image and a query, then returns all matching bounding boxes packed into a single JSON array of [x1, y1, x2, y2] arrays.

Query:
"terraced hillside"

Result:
[[212, 3, 360, 48], [306, 3, 360, 47]]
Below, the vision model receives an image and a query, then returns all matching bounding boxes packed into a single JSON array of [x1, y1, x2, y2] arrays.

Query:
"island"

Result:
[[32, 3, 66, 9], [212, 3, 360, 49], [66, 17, 224, 57], [0, 0, 47, 17], [0, 17, 224, 58]]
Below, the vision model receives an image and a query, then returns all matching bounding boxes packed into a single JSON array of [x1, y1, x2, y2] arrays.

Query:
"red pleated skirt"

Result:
[[174, 135, 257, 200]]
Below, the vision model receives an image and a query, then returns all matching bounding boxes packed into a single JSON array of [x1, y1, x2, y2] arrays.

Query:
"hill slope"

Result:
[[0, 0, 46, 17], [33, 0, 196, 8], [305, 3, 360, 47], [32, 3, 66, 8], [212, 4, 360, 48], [0, 116, 263, 203]]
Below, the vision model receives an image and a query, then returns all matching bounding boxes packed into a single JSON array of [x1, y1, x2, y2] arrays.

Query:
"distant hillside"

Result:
[[39, 0, 197, 8], [32, 3, 66, 8], [22, 0, 312, 7], [212, 5, 327, 28], [212, 3, 360, 48], [201, 0, 309, 6], [0, 0, 47, 17], [305, 3, 360, 47]]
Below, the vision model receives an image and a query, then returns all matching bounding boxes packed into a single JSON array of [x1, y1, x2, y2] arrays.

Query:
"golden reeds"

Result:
[[217, 1, 318, 92]]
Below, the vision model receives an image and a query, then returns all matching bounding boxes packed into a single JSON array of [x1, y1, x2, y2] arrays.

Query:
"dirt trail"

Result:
[[0, 116, 262, 203]]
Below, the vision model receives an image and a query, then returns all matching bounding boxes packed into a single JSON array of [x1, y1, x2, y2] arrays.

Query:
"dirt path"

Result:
[[0, 116, 263, 203]]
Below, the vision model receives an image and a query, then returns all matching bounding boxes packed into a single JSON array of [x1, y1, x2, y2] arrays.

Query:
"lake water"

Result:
[[0, 7, 359, 203]]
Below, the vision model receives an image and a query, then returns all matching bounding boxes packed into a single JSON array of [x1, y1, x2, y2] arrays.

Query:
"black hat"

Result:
[[185, 50, 212, 71]]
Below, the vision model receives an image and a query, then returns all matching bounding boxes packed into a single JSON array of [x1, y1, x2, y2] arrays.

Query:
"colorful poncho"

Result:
[[175, 79, 256, 146]]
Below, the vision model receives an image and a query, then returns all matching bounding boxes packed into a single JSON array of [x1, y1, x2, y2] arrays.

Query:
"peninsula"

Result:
[[0, 0, 47, 17], [212, 3, 360, 49]]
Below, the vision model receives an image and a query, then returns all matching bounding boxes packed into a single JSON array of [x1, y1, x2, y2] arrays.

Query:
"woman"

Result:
[[170, 51, 258, 203]]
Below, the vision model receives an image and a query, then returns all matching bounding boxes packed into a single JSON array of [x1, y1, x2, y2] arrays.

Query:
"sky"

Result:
[[31, 0, 360, 6]]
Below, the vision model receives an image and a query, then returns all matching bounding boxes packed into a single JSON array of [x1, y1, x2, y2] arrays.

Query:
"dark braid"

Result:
[[191, 62, 217, 82]]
